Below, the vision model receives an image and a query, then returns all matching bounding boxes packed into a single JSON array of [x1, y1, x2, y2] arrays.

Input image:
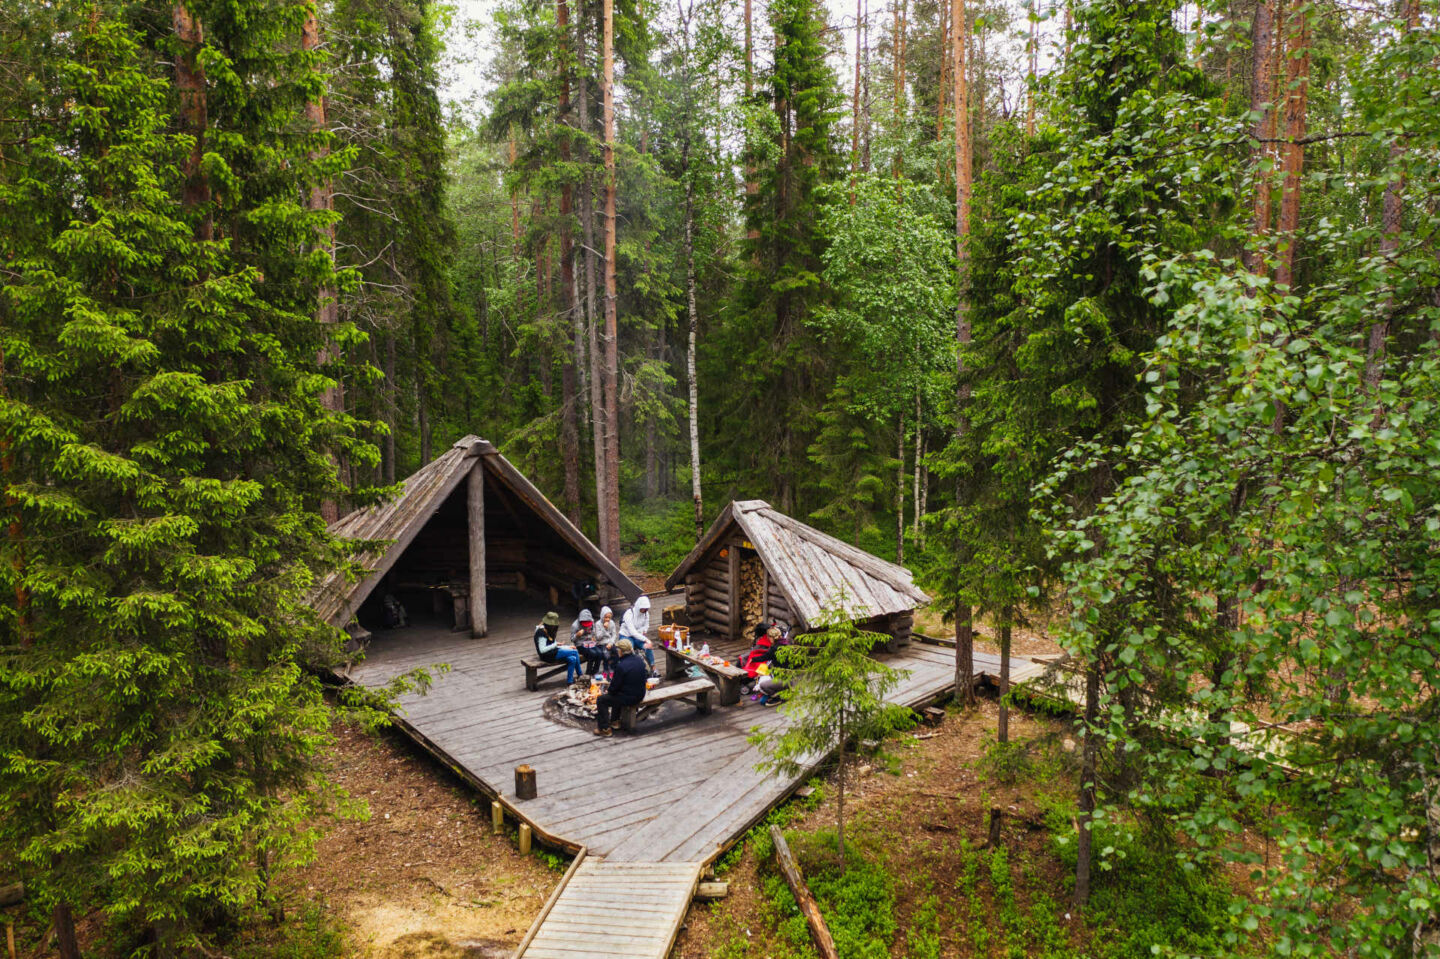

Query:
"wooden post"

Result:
[[727, 541, 740, 641], [515, 764, 537, 800], [468, 463, 487, 637], [491, 800, 504, 833], [986, 806, 1003, 849], [769, 826, 839, 959], [6, 921, 14, 959], [519, 823, 533, 855]]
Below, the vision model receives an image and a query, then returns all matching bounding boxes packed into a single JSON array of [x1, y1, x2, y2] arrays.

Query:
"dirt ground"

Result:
[[275, 723, 564, 958]]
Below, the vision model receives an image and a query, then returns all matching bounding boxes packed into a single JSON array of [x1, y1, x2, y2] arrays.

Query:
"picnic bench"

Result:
[[618, 677, 716, 732], [521, 656, 570, 691], [662, 645, 748, 706]]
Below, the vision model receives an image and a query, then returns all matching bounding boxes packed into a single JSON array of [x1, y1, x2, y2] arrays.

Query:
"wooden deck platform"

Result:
[[513, 856, 701, 959], [344, 594, 1019, 865]]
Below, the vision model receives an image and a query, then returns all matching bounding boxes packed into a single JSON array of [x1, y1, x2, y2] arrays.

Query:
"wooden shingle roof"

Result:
[[665, 500, 930, 628], [311, 435, 641, 626]]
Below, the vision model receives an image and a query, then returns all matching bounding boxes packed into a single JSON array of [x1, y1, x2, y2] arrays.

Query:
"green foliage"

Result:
[[619, 498, 697, 575], [0, 1, 388, 950], [903, 895, 942, 959], [764, 830, 897, 959]]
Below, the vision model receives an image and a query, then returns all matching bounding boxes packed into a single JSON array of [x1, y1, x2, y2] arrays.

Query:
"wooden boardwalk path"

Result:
[[342, 595, 1029, 958], [513, 856, 701, 959], [345, 594, 1016, 864]]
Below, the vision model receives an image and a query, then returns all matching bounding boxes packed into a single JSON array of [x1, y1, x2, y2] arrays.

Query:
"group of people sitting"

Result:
[[532, 595, 657, 686], [739, 621, 793, 705], [533, 600, 798, 734]]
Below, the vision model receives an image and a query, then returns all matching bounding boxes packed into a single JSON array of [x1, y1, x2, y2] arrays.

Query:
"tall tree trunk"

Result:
[[54, 900, 80, 959], [1074, 665, 1100, 906], [862, 0, 872, 170], [895, 411, 905, 563], [1273, 3, 1309, 291], [1243, 0, 1279, 275], [744, 0, 759, 240], [912, 390, 923, 547], [303, 0, 341, 524], [850, 0, 862, 202], [891, 0, 906, 186], [1063, 0, 1072, 60], [509, 133, 522, 257], [558, 0, 581, 524], [1025, 0, 1036, 137], [577, 12, 606, 549], [1366, 0, 1418, 391], [418, 380, 432, 465], [383, 333, 397, 484], [685, 158, 703, 538], [998, 610, 1012, 743], [951, 0, 975, 706], [600, 0, 621, 559], [173, 2, 211, 241], [935, 0, 949, 180]]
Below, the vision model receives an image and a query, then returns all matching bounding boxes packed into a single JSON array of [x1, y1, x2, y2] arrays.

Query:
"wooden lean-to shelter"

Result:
[[311, 435, 641, 638], [665, 500, 930, 644]]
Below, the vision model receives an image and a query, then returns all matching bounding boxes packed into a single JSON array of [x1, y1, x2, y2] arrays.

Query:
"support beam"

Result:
[[728, 542, 741, 641], [469, 464, 487, 636]]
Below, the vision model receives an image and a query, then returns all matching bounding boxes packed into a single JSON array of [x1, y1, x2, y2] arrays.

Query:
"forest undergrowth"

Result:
[[677, 701, 1246, 959]]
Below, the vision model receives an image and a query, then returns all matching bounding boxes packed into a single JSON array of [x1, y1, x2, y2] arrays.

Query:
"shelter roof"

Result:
[[665, 500, 930, 628], [311, 436, 641, 626]]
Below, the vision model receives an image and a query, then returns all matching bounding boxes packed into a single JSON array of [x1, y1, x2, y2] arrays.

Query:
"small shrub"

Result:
[[977, 733, 1036, 785]]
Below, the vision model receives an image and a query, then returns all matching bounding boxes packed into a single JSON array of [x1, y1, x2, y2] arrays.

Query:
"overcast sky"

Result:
[[436, 0, 1063, 121]]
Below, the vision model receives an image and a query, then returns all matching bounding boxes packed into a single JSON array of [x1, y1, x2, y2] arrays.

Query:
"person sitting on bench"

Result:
[[619, 595, 656, 675], [570, 608, 607, 677], [594, 639, 647, 737], [535, 611, 582, 685], [597, 605, 620, 676]]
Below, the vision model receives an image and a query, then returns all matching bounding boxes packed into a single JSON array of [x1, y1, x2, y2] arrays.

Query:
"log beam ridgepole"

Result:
[[469, 463, 487, 637]]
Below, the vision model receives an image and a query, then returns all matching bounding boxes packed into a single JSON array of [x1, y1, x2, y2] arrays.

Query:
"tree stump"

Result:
[[515, 764, 537, 800]]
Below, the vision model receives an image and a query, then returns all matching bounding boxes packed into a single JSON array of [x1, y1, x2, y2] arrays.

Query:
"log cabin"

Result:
[[665, 500, 930, 647]]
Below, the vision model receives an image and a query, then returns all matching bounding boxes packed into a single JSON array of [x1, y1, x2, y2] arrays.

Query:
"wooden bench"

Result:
[[618, 678, 716, 732], [663, 645, 748, 706], [522, 657, 570, 691]]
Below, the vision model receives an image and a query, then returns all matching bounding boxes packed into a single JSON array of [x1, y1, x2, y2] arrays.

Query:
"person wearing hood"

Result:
[[534, 611, 582, 685], [570, 608, 606, 677], [596, 606, 620, 677], [619, 595, 656, 673]]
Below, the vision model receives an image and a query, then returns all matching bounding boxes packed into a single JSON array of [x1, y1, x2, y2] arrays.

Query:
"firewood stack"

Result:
[[739, 557, 766, 633]]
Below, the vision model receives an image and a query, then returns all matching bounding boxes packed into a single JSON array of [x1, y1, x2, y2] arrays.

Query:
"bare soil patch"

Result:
[[270, 722, 563, 958]]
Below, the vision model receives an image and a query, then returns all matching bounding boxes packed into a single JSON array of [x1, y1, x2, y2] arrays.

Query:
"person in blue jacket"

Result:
[[534, 611, 582, 685], [594, 640, 648, 737]]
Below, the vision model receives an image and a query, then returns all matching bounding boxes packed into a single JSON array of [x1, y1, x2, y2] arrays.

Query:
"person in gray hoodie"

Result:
[[619, 595, 655, 673]]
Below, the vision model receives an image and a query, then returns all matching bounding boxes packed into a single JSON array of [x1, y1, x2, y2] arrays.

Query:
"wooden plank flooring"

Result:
[[515, 858, 701, 959], [346, 595, 1022, 864]]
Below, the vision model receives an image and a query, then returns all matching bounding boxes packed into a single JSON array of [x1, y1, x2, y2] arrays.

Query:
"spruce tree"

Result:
[[0, 0, 380, 949]]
